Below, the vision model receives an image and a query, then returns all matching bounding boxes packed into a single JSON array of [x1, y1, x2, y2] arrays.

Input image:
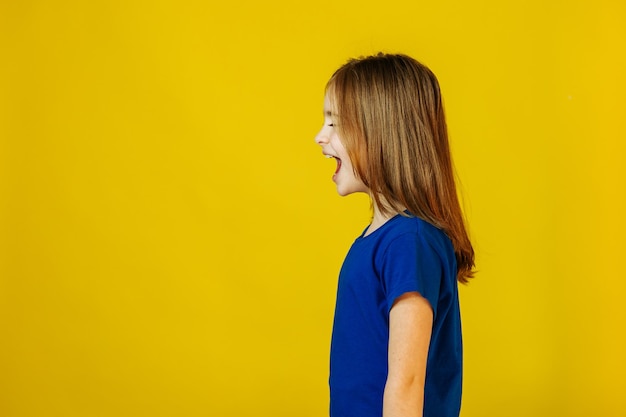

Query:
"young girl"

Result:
[[315, 53, 475, 417]]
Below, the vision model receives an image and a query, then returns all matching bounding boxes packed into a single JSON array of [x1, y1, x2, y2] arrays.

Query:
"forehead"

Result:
[[323, 92, 337, 117]]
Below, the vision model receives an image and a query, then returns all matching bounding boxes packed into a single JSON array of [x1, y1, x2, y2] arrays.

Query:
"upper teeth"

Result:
[[325, 154, 333, 159]]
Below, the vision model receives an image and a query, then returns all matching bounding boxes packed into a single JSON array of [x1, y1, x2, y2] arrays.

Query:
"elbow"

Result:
[[384, 374, 425, 404], [385, 373, 425, 394], [383, 374, 425, 415]]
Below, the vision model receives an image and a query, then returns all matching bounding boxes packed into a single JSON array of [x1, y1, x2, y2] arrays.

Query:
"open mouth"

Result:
[[334, 157, 342, 174], [326, 154, 342, 174]]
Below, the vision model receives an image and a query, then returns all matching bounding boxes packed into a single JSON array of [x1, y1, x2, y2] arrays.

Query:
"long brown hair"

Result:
[[327, 53, 475, 283]]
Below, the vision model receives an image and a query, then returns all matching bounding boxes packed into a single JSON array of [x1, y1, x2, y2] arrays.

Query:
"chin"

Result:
[[334, 175, 368, 196], [336, 186, 363, 197]]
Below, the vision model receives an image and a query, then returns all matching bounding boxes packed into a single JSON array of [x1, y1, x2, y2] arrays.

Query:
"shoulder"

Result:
[[375, 216, 453, 315], [380, 215, 452, 256]]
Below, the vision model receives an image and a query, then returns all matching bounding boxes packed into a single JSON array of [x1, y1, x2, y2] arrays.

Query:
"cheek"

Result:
[[331, 137, 348, 156]]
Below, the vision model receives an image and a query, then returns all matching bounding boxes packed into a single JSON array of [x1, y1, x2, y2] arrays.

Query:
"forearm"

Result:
[[382, 378, 424, 417]]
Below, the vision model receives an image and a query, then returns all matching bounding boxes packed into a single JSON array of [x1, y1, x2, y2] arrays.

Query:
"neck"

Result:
[[364, 200, 404, 236]]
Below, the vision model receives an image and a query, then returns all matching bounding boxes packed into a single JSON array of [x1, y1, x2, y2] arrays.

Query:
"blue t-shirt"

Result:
[[329, 213, 462, 417]]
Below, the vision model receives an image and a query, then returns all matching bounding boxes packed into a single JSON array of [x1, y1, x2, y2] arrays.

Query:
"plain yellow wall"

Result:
[[1, 0, 625, 416]]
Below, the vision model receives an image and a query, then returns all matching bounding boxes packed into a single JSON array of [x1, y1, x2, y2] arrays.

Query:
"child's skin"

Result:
[[315, 92, 434, 417]]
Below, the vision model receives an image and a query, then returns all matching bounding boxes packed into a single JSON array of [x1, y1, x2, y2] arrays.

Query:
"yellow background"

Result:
[[1, 0, 625, 416]]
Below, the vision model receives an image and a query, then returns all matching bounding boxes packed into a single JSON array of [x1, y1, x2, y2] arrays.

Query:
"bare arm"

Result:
[[383, 292, 434, 417]]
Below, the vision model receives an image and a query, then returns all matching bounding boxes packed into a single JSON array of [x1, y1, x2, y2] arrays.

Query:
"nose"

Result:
[[315, 128, 329, 145]]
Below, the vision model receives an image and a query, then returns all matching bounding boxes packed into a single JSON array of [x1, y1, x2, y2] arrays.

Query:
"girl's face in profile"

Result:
[[315, 93, 368, 197]]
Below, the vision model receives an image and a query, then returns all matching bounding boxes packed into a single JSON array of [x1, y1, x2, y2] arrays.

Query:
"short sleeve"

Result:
[[380, 232, 442, 318]]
